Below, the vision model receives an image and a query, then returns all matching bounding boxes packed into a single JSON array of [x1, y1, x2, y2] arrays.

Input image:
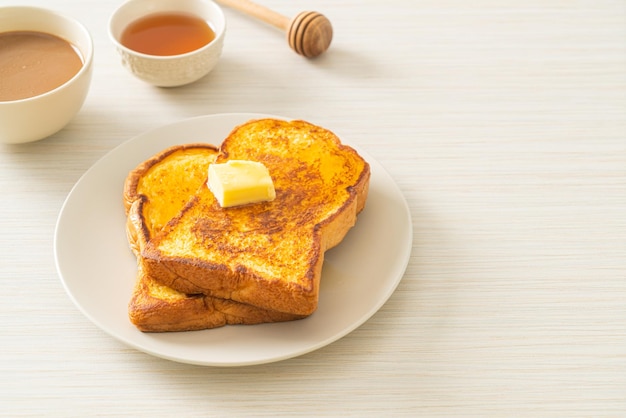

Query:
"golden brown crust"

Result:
[[142, 119, 371, 316], [123, 142, 219, 214], [128, 265, 304, 332], [124, 143, 219, 257], [125, 142, 305, 332]]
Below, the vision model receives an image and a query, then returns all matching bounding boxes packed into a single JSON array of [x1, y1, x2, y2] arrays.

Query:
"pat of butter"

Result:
[[208, 160, 276, 208]]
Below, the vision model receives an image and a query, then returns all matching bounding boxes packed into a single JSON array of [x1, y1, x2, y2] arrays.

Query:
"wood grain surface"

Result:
[[1, 0, 624, 416]]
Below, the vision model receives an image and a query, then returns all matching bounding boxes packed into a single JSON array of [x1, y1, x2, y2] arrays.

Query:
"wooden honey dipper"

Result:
[[215, 0, 333, 58]]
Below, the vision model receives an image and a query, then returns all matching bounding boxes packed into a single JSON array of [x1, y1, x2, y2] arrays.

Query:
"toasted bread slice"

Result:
[[124, 144, 219, 256], [124, 143, 304, 332], [129, 263, 303, 332], [141, 119, 370, 316]]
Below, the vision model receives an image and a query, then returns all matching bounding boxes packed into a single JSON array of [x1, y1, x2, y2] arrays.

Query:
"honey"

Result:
[[121, 12, 215, 56]]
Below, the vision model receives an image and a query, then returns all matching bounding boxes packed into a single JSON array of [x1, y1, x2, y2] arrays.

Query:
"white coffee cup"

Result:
[[0, 6, 94, 144]]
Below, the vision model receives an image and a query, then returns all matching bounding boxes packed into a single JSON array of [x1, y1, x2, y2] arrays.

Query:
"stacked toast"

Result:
[[123, 118, 370, 332]]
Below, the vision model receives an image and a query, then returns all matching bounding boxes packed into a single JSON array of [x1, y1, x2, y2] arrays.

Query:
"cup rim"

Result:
[[107, 0, 226, 61], [0, 6, 94, 105]]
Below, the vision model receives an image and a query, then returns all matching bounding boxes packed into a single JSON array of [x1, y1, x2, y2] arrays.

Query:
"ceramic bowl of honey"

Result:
[[0, 6, 93, 144], [108, 0, 225, 87]]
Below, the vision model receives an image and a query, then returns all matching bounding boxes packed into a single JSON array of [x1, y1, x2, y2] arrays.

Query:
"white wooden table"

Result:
[[2, 0, 625, 416]]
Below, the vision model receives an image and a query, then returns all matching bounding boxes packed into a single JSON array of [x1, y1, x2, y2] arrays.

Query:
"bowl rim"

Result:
[[0, 6, 94, 105]]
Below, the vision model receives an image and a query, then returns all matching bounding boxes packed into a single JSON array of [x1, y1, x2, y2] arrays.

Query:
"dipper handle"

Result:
[[215, 0, 333, 58], [215, 0, 290, 31]]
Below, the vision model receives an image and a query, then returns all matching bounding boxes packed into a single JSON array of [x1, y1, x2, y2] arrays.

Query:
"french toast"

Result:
[[141, 119, 371, 316], [124, 144, 218, 256], [124, 143, 304, 332]]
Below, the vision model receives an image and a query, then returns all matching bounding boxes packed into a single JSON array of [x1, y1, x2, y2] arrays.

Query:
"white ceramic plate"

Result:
[[54, 113, 412, 367]]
